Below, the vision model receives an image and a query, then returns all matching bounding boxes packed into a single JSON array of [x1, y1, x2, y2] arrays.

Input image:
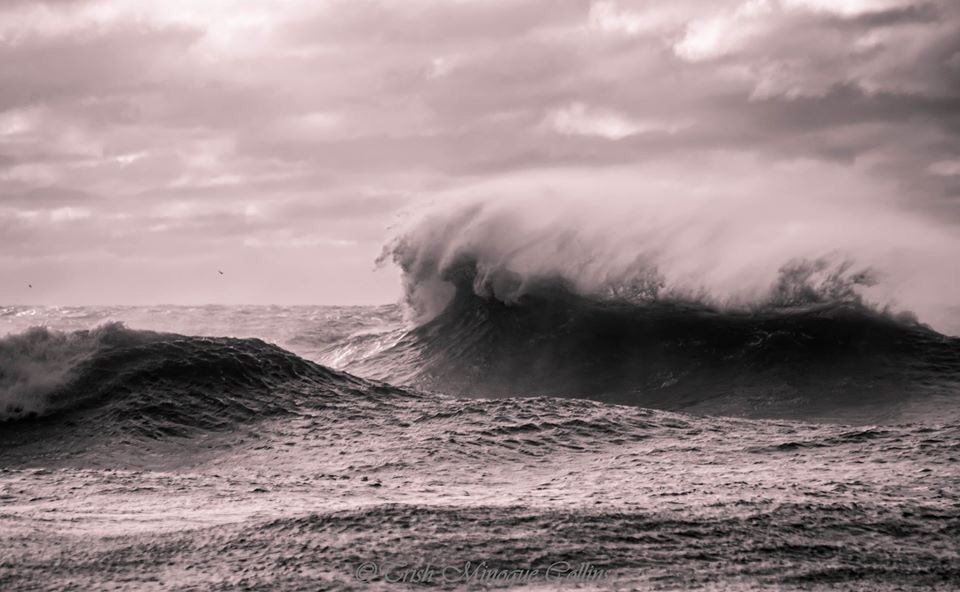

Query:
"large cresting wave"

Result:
[[354, 196, 960, 422]]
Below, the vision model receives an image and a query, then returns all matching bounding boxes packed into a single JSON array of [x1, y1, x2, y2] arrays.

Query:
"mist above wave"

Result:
[[378, 193, 958, 331]]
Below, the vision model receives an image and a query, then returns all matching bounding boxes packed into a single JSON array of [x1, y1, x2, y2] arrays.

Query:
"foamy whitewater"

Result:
[[2, 201, 959, 590]]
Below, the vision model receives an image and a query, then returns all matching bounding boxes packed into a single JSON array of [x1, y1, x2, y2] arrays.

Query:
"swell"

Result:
[[0, 323, 402, 441], [345, 265, 960, 422]]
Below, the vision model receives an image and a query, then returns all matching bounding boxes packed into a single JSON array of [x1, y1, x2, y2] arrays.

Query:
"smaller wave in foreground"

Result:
[[0, 323, 401, 437]]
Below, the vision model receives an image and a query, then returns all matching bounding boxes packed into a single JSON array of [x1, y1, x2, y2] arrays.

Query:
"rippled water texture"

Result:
[[1, 306, 958, 590]]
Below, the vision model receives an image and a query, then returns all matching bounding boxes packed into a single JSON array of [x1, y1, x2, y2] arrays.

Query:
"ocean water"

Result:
[[1, 293, 959, 590]]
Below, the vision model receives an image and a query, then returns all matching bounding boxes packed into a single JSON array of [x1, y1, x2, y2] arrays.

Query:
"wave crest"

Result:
[[0, 323, 373, 428], [0, 323, 140, 421], [379, 196, 915, 323]]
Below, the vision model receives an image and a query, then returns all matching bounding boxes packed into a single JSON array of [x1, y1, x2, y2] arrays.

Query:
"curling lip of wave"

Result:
[[383, 237, 907, 324], [376, 190, 960, 335]]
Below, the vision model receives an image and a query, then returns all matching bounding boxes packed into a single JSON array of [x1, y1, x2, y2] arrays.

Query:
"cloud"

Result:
[[0, 0, 957, 305]]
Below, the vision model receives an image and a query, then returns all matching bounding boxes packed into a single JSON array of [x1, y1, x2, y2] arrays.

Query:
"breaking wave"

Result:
[[343, 273, 959, 421], [0, 323, 403, 434], [354, 197, 960, 421]]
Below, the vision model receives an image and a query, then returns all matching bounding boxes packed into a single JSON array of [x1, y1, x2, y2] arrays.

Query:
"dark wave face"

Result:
[[0, 324, 409, 455], [345, 268, 960, 423]]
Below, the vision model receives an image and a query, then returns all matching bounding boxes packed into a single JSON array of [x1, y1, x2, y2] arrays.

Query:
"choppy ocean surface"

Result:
[[1, 295, 959, 590]]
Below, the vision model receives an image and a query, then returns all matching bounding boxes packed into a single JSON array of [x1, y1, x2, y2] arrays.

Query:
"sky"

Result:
[[1, 0, 958, 306]]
